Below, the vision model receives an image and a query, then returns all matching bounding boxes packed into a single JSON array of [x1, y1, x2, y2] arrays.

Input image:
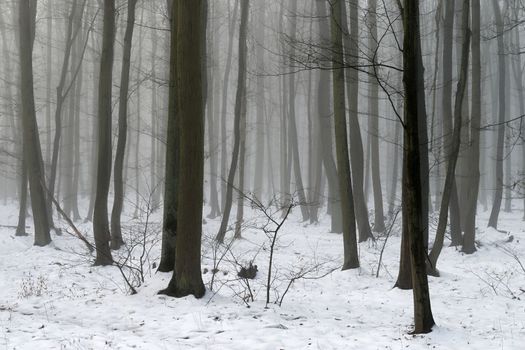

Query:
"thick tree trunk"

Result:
[[19, 0, 52, 246], [402, 0, 435, 334], [160, 0, 206, 298], [159, 0, 179, 273], [93, 0, 115, 266]]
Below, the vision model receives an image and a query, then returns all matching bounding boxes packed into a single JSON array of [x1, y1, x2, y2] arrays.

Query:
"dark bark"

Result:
[[93, 0, 115, 266], [160, 0, 206, 298], [158, 0, 179, 273], [19, 0, 52, 246], [402, 0, 435, 333]]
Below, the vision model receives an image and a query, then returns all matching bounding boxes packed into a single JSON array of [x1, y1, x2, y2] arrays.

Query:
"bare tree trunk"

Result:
[[93, 0, 115, 266], [110, 0, 137, 250], [216, 0, 249, 243], [19, 0, 52, 246], [428, 0, 471, 275], [488, 0, 506, 229], [331, 0, 359, 270], [367, 0, 385, 232], [160, 0, 206, 298], [402, 0, 435, 334], [462, 0, 481, 254], [48, 0, 84, 220], [158, 0, 178, 273], [315, 0, 342, 233], [253, 1, 266, 201], [220, 0, 239, 211], [340, 0, 373, 242]]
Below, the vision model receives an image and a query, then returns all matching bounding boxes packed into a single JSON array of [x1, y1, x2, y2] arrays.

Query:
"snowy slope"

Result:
[[1, 202, 524, 349]]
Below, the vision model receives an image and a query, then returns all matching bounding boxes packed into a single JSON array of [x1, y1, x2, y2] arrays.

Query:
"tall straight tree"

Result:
[[402, 0, 435, 333], [428, 0, 471, 276], [367, 0, 385, 232], [93, 0, 115, 266], [488, 0, 506, 229], [110, 0, 138, 250], [216, 0, 250, 243], [340, 0, 373, 242], [331, 0, 359, 270], [19, 0, 52, 246], [158, 0, 178, 273], [160, 0, 206, 298], [462, 0, 481, 254]]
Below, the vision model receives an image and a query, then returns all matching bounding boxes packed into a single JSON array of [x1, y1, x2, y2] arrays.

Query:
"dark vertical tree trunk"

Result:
[[160, 0, 206, 298], [331, 0, 359, 270], [440, 0, 462, 245], [93, 0, 115, 266], [216, 0, 249, 243], [19, 0, 52, 246], [110, 0, 137, 250], [402, 0, 435, 334], [158, 0, 179, 273]]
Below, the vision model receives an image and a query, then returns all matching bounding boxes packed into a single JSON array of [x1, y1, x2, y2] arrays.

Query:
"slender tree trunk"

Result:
[[367, 0, 385, 232], [488, 0, 506, 229], [341, 0, 373, 242], [462, 0, 480, 254], [220, 0, 239, 211], [110, 0, 137, 250], [216, 0, 249, 243], [331, 0, 359, 270], [428, 0, 471, 275]]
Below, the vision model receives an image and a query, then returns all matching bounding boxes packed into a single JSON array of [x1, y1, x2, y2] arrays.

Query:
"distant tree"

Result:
[[488, 0, 506, 229], [330, 0, 359, 270], [216, 0, 250, 243], [160, 0, 206, 298], [111, 0, 138, 250], [93, 0, 116, 266]]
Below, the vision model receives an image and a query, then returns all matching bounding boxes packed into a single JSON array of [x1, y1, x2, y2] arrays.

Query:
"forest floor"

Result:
[[1, 202, 525, 349]]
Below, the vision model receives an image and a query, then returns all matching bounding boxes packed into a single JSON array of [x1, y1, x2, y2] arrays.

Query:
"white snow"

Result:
[[1, 202, 524, 349]]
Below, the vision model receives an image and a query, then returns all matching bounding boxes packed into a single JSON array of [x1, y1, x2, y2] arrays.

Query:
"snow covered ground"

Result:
[[1, 202, 524, 349]]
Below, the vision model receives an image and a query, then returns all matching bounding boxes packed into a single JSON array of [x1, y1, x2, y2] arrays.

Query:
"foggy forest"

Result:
[[1, 0, 525, 348]]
